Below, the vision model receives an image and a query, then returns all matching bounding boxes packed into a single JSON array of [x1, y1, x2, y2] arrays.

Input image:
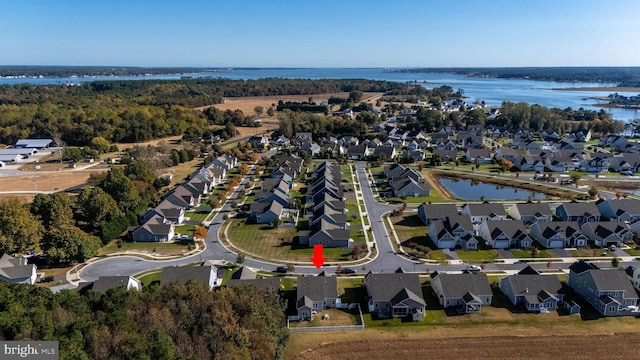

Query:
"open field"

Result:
[[0, 171, 94, 192], [114, 135, 183, 150], [290, 332, 640, 360], [289, 308, 358, 328]]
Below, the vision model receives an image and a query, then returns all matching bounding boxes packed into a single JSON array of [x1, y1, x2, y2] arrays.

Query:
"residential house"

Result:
[[457, 134, 484, 149], [478, 220, 532, 249], [165, 185, 200, 209], [581, 153, 613, 173], [428, 215, 476, 249], [402, 149, 426, 161], [580, 221, 633, 248], [461, 202, 507, 224], [250, 200, 284, 224], [430, 272, 492, 313], [529, 221, 586, 248], [79, 276, 142, 295], [596, 198, 640, 223], [566, 129, 592, 142], [211, 154, 238, 170], [508, 202, 553, 225], [256, 189, 291, 208], [568, 261, 638, 316], [599, 135, 628, 150], [230, 266, 258, 280], [545, 151, 583, 172], [365, 272, 426, 321], [433, 149, 458, 163], [346, 144, 368, 159], [435, 139, 457, 151], [304, 219, 350, 248], [131, 214, 175, 242], [499, 266, 564, 313], [495, 147, 521, 163], [554, 201, 601, 225], [417, 203, 459, 225], [513, 155, 545, 172], [0, 254, 37, 285], [227, 278, 282, 292], [142, 200, 185, 224], [373, 146, 397, 160], [609, 153, 640, 173], [311, 204, 348, 228], [296, 275, 340, 320], [625, 266, 640, 292], [392, 177, 431, 197], [184, 177, 210, 197], [161, 264, 220, 289], [248, 135, 271, 149]]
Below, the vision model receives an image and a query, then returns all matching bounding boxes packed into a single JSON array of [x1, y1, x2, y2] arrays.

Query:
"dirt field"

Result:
[[292, 333, 638, 360], [0, 171, 94, 192]]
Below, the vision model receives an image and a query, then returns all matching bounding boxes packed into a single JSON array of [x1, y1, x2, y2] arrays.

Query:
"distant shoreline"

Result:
[[552, 86, 640, 92]]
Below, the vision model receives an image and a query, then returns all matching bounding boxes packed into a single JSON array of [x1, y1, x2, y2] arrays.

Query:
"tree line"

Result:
[[0, 159, 167, 265], [0, 280, 289, 360]]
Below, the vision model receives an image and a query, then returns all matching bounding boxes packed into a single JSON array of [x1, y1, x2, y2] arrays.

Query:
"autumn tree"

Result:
[[31, 193, 75, 229], [42, 224, 102, 264], [0, 199, 44, 254], [99, 167, 143, 213], [498, 158, 514, 172], [90, 136, 111, 153], [75, 187, 122, 230], [193, 226, 208, 239]]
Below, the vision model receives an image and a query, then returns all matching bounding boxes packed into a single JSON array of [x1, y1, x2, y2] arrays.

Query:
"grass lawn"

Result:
[[226, 219, 354, 262], [511, 249, 555, 259], [350, 228, 366, 243], [98, 239, 194, 256], [289, 308, 359, 328], [175, 224, 196, 235], [457, 249, 500, 263], [345, 204, 359, 213], [569, 248, 609, 257], [624, 248, 640, 256], [185, 211, 209, 224], [138, 271, 162, 287]]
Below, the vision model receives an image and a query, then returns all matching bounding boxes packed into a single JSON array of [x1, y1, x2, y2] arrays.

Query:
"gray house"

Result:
[[499, 266, 564, 313], [580, 221, 633, 248], [131, 214, 175, 242], [529, 221, 586, 248], [508, 202, 553, 225], [0, 254, 37, 285], [365, 272, 426, 321], [392, 177, 431, 197], [430, 272, 492, 313], [461, 202, 507, 224], [596, 198, 640, 223], [428, 215, 476, 250], [477, 220, 532, 249], [79, 276, 142, 295], [568, 261, 639, 317], [161, 265, 219, 289], [296, 275, 340, 320], [417, 203, 459, 225], [554, 201, 600, 225]]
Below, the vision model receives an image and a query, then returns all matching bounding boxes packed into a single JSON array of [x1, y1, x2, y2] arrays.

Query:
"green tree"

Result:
[[254, 106, 264, 117], [90, 136, 111, 154], [588, 186, 599, 199], [76, 187, 122, 230], [612, 257, 620, 268], [42, 224, 102, 264], [99, 167, 143, 213], [267, 107, 275, 117], [124, 159, 157, 184], [0, 199, 44, 254], [31, 193, 75, 229]]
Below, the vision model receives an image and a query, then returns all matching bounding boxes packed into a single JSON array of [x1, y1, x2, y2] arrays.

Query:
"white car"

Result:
[[467, 265, 482, 272]]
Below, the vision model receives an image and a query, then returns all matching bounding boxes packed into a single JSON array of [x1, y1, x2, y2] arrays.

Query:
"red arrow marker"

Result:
[[310, 244, 327, 269]]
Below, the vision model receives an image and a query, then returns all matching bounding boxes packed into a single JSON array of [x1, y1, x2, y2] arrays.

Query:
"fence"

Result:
[[287, 303, 365, 332]]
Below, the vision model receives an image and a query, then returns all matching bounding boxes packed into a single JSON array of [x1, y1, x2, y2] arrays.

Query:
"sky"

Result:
[[1, 0, 639, 68]]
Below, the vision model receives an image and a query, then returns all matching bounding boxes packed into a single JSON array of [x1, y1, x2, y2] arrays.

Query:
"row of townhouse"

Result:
[[249, 154, 301, 226], [299, 161, 350, 248], [129, 154, 237, 242], [417, 198, 640, 250]]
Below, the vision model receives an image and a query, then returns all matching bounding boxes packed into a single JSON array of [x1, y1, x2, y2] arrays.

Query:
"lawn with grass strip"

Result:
[[185, 211, 209, 223], [98, 240, 193, 256], [138, 271, 162, 287], [624, 248, 640, 256], [457, 249, 500, 263], [511, 249, 555, 259], [569, 248, 609, 257], [227, 218, 354, 262], [289, 308, 359, 328]]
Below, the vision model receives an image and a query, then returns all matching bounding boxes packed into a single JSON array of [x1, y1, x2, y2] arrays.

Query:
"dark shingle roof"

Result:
[[226, 278, 281, 292], [297, 275, 338, 304], [365, 273, 425, 306], [432, 273, 492, 299], [161, 266, 216, 287]]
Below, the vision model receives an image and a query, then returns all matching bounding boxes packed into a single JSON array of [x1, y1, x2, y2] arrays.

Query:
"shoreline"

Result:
[[552, 86, 640, 92]]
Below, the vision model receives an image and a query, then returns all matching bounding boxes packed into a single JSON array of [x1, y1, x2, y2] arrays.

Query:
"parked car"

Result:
[[467, 265, 482, 272], [340, 267, 355, 274], [275, 266, 288, 273]]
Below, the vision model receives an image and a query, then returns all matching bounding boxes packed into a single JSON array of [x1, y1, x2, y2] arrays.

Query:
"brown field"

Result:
[[198, 91, 384, 116], [114, 135, 183, 150], [0, 172, 93, 192], [291, 333, 639, 360]]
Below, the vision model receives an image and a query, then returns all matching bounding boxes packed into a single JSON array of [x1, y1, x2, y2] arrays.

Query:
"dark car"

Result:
[[340, 267, 355, 274], [275, 266, 289, 273]]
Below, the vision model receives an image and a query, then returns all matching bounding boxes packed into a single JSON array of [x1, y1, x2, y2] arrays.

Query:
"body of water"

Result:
[[439, 177, 547, 201], [1, 68, 638, 121]]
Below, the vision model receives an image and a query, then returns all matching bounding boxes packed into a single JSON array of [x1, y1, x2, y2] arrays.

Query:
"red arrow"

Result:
[[310, 244, 327, 269]]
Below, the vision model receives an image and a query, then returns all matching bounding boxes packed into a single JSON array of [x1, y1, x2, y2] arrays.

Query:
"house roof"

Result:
[[534, 221, 581, 240], [582, 221, 630, 239], [569, 261, 599, 274], [226, 278, 281, 292], [511, 202, 553, 217], [365, 273, 425, 306], [0, 254, 34, 281], [503, 273, 564, 298], [603, 199, 640, 217], [588, 269, 637, 293], [90, 276, 139, 294], [556, 201, 600, 217], [392, 177, 431, 193], [464, 203, 507, 217], [418, 203, 459, 220], [137, 214, 173, 236], [231, 266, 258, 280], [431, 272, 492, 299], [161, 265, 216, 287], [296, 276, 338, 304]]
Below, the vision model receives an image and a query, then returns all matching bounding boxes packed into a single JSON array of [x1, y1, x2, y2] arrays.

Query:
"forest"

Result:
[[391, 67, 640, 86], [0, 78, 408, 146], [0, 280, 289, 360]]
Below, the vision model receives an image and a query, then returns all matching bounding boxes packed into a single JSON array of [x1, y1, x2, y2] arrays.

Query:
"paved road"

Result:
[[79, 161, 639, 282]]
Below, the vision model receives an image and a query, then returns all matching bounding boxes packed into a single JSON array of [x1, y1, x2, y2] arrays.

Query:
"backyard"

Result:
[[389, 214, 446, 261]]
